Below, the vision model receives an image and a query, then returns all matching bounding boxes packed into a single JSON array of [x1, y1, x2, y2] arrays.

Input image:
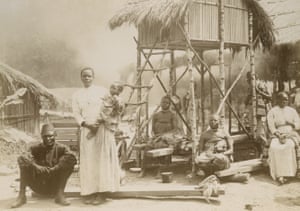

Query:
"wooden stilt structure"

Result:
[[108, 0, 275, 186]]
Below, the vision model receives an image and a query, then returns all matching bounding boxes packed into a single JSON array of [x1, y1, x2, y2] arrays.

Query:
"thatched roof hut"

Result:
[[0, 62, 57, 105], [109, 0, 275, 50], [0, 62, 59, 134]]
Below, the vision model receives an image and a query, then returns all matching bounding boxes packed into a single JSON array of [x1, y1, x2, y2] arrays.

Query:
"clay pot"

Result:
[[161, 172, 173, 183]]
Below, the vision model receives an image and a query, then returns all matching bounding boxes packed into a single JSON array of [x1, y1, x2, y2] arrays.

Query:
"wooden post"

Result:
[[209, 67, 214, 113], [170, 50, 176, 95], [219, 0, 225, 128], [200, 52, 205, 131], [249, 11, 257, 138], [228, 63, 232, 134], [187, 48, 197, 173], [136, 47, 142, 167]]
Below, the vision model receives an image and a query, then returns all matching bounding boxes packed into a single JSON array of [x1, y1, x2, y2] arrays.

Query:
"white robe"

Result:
[[72, 85, 107, 195], [267, 106, 300, 180]]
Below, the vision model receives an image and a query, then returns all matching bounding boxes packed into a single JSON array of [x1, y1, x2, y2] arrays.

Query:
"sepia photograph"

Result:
[[0, 0, 300, 210]]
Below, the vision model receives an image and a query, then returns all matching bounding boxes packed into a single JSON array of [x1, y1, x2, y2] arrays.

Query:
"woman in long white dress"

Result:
[[72, 67, 108, 204], [267, 92, 300, 184]]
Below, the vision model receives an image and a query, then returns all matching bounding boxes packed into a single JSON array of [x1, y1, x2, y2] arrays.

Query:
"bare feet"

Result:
[[91, 194, 105, 205], [11, 195, 27, 208], [278, 177, 287, 185], [54, 195, 70, 206], [83, 194, 96, 205]]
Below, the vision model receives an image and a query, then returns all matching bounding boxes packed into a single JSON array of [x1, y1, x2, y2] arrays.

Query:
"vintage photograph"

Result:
[[1, 0, 300, 210]]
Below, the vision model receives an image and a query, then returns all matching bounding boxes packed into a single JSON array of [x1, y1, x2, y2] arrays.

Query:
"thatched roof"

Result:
[[0, 62, 58, 105], [109, 0, 275, 50]]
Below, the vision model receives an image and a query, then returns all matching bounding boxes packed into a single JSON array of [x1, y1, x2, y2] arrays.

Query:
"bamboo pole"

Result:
[[219, 0, 225, 128], [249, 11, 257, 139], [216, 60, 248, 115], [209, 67, 214, 113], [187, 48, 197, 173], [200, 51, 205, 132], [170, 50, 176, 95], [136, 47, 142, 167], [228, 62, 232, 134]]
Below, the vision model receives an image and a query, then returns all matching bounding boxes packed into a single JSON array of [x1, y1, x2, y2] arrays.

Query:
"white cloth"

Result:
[[95, 93, 122, 192], [267, 106, 300, 180], [95, 122, 120, 192], [268, 138, 297, 180], [72, 85, 108, 195]]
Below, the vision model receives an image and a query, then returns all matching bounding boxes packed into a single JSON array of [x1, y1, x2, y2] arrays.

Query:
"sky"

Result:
[[0, 0, 137, 87], [0, 0, 299, 89]]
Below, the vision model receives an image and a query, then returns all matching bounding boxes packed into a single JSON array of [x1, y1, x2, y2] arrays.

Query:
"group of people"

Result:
[[11, 68, 300, 208], [11, 67, 125, 208], [193, 91, 300, 185]]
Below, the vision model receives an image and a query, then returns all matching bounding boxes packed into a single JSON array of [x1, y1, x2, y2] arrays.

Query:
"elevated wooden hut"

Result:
[[0, 62, 58, 135], [110, 0, 275, 167]]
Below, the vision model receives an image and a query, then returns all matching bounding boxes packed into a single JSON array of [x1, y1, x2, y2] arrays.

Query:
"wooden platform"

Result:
[[64, 184, 225, 201], [215, 159, 263, 177]]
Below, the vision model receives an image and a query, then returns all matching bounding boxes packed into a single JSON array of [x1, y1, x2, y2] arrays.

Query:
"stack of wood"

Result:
[[215, 158, 263, 177]]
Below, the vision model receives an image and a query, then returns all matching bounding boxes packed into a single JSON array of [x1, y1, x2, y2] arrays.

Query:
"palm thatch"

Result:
[[109, 0, 190, 30], [0, 62, 58, 105], [244, 0, 275, 50], [109, 0, 275, 50]]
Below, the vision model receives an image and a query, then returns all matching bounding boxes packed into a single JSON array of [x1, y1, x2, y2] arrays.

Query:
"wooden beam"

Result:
[[249, 11, 257, 139], [209, 67, 214, 114], [215, 159, 263, 177], [219, 0, 225, 128], [170, 50, 176, 95], [200, 51, 205, 132], [136, 45, 142, 167], [64, 185, 225, 200], [123, 84, 153, 89], [187, 47, 197, 173]]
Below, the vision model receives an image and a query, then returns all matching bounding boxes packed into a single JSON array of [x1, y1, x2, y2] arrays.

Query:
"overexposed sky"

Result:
[[0, 0, 137, 86], [0, 0, 299, 88]]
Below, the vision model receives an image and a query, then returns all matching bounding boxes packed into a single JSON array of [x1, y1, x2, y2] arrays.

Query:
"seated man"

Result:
[[195, 114, 233, 176], [150, 96, 185, 150], [11, 124, 77, 208]]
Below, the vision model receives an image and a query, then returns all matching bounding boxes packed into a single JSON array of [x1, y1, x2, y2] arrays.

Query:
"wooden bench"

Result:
[[52, 122, 80, 152], [52, 122, 80, 171], [132, 145, 174, 177]]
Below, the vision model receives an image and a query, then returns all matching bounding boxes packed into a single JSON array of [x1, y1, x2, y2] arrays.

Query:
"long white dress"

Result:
[[72, 85, 107, 195], [96, 93, 121, 192], [267, 106, 300, 180]]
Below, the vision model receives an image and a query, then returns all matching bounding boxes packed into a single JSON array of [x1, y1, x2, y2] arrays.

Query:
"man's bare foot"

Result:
[[11, 195, 27, 208]]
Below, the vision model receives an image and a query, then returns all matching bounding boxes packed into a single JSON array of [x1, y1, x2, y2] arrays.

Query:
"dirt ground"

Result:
[[1, 167, 300, 211]]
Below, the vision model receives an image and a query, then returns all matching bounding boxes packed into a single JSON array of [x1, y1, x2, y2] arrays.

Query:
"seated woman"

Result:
[[267, 92, 300, 184], [149, 96, 186, 151]]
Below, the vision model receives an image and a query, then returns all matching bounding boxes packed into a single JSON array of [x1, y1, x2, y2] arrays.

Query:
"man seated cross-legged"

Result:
[[195, 114, 250, 182], [11, 124, 77, 208], [195, 114, 233, 176]]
